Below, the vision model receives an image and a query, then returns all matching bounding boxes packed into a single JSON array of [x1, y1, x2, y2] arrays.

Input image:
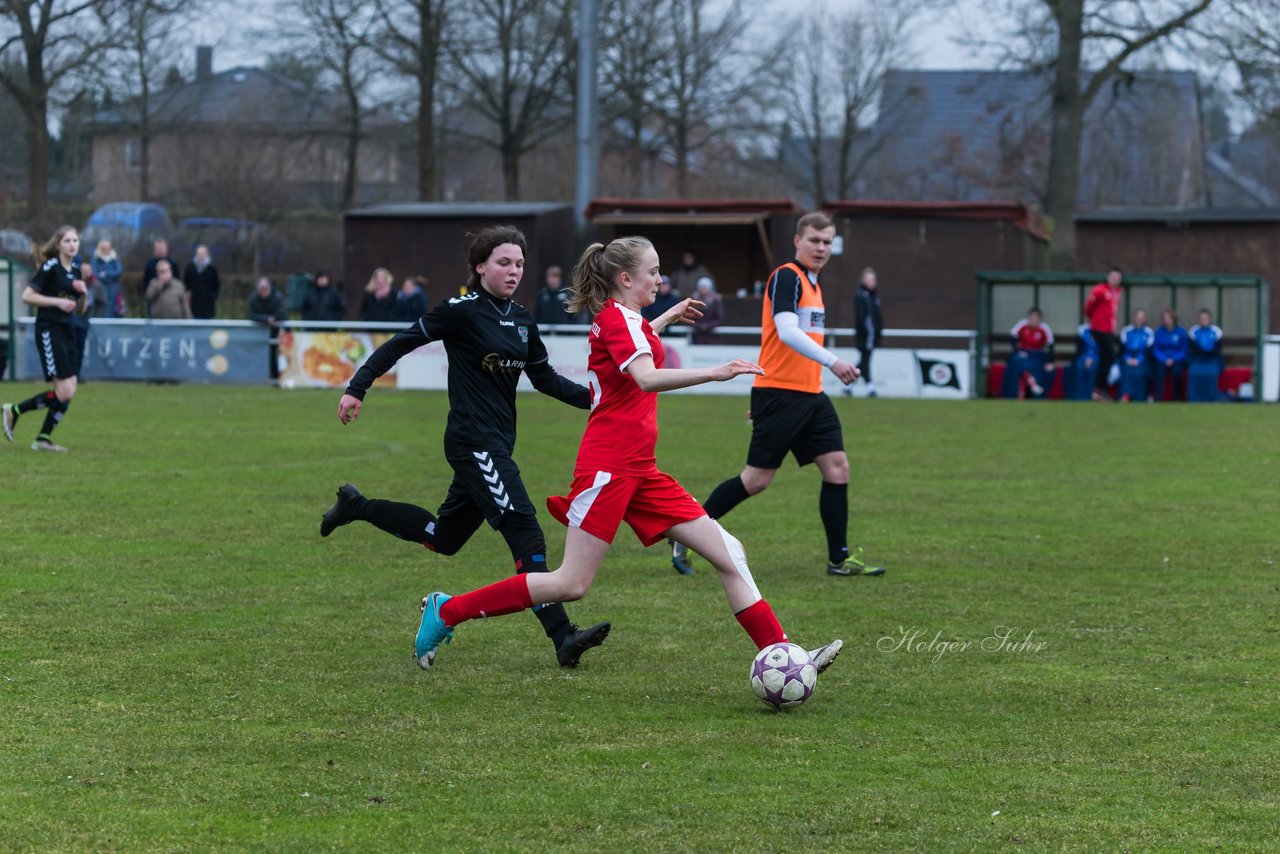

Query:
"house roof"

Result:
[[857, 69, 1206, 210], [1076, 207, 1280, 223], [95, 66, 397, 132]]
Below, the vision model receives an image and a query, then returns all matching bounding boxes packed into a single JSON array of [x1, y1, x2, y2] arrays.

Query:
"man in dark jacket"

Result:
[[851, 266, 884, 397], [183, 244, 221, 319], [143, 238, 179, 318], [248, 277, 287, 325], [301, 271, 347, 321]]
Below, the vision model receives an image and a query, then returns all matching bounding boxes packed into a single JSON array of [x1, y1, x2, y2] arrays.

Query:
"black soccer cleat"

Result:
[[320, 483, 364, 537], [557, 621, 611, 668]]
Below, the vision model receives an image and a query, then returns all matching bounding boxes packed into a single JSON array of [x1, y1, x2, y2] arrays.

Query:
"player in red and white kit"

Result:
[[1007, 307, 1056, 398], [412, 236, 844, 681]]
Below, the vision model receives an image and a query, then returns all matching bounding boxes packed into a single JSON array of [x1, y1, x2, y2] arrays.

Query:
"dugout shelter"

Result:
[[976, 270, 1269, 397]]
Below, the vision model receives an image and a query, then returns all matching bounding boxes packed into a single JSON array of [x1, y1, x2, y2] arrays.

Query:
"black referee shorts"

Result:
[[746, 387, 844, 469], [440, 450, 536, 530], [35, 322, 80, 381]]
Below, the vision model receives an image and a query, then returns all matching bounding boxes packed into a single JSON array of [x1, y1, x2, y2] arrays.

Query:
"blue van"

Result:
[[80, 203, 174, 268]]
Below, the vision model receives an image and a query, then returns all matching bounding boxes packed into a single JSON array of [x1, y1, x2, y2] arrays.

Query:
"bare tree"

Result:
[[447, 0, 574, 200], [1205, 0, 1280, 118], [373, 0, 449, 201], [95, 0, 197, 202], [0, 0, 103, 219], [970, 0, 1216, 267], [280, 0, 379, 210], [776, 2, 919, 206], [650, 0, 761, 197], [598, 0, 670, 195]]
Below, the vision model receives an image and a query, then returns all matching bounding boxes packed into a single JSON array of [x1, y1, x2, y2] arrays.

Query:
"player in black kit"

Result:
[[3, 226, 89, 452], [319, 225, 611, 667]]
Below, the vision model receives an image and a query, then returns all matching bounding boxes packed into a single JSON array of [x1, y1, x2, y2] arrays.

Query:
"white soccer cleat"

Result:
[[2, 403, 14, 442], [809, 639, 843, 675]]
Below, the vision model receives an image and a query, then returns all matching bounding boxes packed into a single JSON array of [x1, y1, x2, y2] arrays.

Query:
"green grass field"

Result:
[[1, 384, 1276, 851]]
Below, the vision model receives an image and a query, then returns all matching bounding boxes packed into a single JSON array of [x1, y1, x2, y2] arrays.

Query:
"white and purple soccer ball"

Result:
[[750, 642, 817, 709]]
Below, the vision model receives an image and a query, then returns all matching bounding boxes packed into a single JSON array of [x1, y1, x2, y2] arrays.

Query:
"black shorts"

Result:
[[747, 387, 844, 469], [439, 450, 536, 531], [35, 322, 80, 381]]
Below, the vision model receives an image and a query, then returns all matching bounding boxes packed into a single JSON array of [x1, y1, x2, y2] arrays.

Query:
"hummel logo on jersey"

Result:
[[498, 320, 514, 327]]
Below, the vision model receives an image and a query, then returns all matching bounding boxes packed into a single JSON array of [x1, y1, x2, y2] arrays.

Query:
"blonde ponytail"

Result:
[[567, 236, 653, 317]]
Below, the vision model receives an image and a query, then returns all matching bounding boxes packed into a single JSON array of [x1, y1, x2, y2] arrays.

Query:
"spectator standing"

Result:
[[851, 266, 884, 397], [1152, 309, 1189, 401], [1004, 307, 1055, 399], [1084, 266, 1123, 400], [668, 247, 710, 297], [393, 276, 429, 323], [1118, 309, 1154, 402], [145, 259, 192, 320], [142, 239, 178, 318], [360, 267, 396, 322], [534, 265, 571, 326], [301, 271, 347, 321], [249, 277, 287, 381], [641, 275, 681, 332], [91, 239, 124, 318], [248, 277, 287, 325], [1187, 309, 1223, 402], [183, 245, 221, 320], [690, 276, 723, 344]]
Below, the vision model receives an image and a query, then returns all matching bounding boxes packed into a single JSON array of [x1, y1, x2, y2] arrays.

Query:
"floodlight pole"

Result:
[[574, 0, 599, 244]]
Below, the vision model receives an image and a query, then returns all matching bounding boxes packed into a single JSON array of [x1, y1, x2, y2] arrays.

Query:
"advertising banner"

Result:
[[13, 319, 270, 382], [276, 329, 399, 389]]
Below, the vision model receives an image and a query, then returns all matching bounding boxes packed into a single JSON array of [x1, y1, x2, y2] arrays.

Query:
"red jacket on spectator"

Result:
[[1084, 282, 1121, 334]]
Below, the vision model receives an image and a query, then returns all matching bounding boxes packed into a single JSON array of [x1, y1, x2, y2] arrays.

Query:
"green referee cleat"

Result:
[[826, 547, 885, 577]]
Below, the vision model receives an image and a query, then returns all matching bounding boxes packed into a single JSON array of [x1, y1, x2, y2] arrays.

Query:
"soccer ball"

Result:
[[750, 643, 817, 709]]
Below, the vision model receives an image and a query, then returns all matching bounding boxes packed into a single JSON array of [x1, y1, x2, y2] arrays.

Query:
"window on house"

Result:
[[125, 137, 149, 172]]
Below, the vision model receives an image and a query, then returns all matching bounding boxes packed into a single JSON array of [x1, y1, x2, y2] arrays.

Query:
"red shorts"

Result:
[[546, 469, 706, 547]]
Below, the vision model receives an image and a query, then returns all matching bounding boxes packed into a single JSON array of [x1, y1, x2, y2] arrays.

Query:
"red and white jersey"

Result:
[[576, 299, 663, 476], [1011, 319, 1054, 353]]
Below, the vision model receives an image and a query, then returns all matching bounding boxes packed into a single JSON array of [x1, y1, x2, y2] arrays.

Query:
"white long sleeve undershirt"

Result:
[[774, 311, 838, 367]]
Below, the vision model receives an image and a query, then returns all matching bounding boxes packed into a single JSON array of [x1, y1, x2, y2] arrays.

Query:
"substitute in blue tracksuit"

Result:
[[1068, 324, 1099, 400], [1119, 309, 1155, 401], [1187, 309, 1224, 402], [1151, 309, 1189, 401]]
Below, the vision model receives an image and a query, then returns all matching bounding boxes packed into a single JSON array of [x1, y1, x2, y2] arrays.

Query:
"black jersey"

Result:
[[345, 289, 590, 455], [31, 256, 82, 325]]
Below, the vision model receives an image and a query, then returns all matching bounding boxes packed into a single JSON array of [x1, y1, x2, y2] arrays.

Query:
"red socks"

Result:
[[735, 599, 788, 650], [440, 575, 533, 627]]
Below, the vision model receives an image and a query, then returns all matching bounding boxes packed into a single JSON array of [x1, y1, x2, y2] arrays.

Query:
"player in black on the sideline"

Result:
[[3, 226, 89, 452], [319, 225, 611, 667]]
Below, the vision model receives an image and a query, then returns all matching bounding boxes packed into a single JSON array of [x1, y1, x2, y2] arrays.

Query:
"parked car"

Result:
[[80, 202, 173, 269], [169, 217, 288, 274], [0, 228, 35, 260]]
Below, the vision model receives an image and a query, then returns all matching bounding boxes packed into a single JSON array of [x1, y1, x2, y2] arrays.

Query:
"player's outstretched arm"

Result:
[[626, 354, 762, 393]]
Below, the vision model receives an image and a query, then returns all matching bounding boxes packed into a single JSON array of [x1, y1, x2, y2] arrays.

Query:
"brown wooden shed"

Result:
[[585, 198, 801, 326], [821, 201, 1051, 331], [1076, 208, 1280, 334], [342, 202, 575, 316]]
